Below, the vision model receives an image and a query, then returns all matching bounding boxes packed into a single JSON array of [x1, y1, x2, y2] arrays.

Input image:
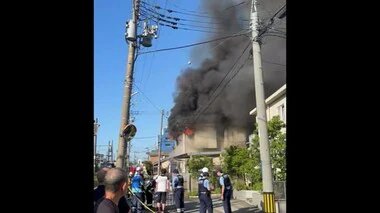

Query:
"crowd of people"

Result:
[[93, 164, 233, 213]]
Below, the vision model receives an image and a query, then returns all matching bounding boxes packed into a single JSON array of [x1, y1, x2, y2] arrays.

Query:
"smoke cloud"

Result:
[[168, 0, 286, 137]]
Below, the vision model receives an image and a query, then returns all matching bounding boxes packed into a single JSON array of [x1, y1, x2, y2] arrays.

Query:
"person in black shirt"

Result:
[[96, 168, 129, 213], [94, 167, 110, 204]]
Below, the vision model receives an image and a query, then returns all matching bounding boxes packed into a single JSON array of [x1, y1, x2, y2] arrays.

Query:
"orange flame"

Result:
[[184, 127, 194, 136]]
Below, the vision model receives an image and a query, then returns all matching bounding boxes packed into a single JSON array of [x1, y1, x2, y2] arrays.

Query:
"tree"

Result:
[[143, 160, 153, 175], [187, 156, 217, 188], [267, 116, 286, 181], [251, 116, 286, 181], [221, 146, 261, 190], [220, 116, 286, 191], [187, 156, 214, 178]]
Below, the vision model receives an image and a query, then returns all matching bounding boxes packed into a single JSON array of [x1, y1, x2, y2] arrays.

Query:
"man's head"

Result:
[[203, 172, 209, 178], [96, 167, 110, 184], [160, 168, 167, 175], [104, 168, 128, 195], [173, 169, 179, 175], [202, 167, 209, 173], [215, 167, 223, 177]]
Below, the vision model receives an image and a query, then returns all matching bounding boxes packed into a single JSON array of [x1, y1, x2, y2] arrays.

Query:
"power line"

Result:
[[139, 10, 224, 33], [140, 7, 224, 26], [189, 29, 252, 65], [133, 83, 162, 113], [225, 1, 247, 11], [141, 4, 248, 26], [260, 33, 286, 39], [134, 136, 157, 139], [166, 0, 210, 14], [142, 0, 168, 92], [137, 31, 250, 55], [262, 60, 286, 67], [143, 13, 223, 30], [141, 1, 219, 19], [194, 41, 251, 120], [258, 4, 286, 38], [158, 23, 221, 34]]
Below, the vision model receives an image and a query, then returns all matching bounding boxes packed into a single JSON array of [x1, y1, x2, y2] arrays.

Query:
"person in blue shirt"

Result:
[[172, 169, 185, 213], [198, 171, 213, 213], [216, 167, 232, 213], [131, 167, 145, 213]]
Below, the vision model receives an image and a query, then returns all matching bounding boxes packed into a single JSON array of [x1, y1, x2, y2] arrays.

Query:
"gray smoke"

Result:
[[168, 0, 286, 137]]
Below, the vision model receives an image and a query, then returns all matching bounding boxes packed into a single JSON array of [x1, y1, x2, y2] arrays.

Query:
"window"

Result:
[[278, 104, 286, 122]]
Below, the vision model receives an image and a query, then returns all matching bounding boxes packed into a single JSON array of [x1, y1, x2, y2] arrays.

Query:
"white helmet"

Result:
[[201, 167, 209, 173], [136, 167, 141, 171]]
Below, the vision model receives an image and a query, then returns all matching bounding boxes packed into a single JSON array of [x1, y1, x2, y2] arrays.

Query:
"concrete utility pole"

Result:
[[157, 109, 164, 174], [250, 0, 275, 212], [94, 118, 100, 173], [116, 0, 140, 169]]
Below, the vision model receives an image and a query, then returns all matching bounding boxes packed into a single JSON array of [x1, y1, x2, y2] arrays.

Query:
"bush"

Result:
[[213, 187, 221, 194], [187, 191, 198, 197], [235, 179, 249, 191], [251, 181, 263, 192]]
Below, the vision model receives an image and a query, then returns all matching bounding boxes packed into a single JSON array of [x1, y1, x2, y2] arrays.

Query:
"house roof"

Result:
[[168, 151, 222, 160], [249, 84, 286, 115]]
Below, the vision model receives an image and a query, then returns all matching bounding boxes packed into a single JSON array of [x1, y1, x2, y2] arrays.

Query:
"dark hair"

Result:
[[97, 168, 109, 183], [160, 168, 167, 175]]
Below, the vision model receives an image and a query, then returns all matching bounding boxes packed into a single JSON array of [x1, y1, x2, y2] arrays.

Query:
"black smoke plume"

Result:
[[168, 0, 286, 137]]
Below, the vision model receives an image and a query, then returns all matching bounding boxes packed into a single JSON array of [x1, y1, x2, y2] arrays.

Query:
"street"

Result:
[[163, 198, 262, 213]]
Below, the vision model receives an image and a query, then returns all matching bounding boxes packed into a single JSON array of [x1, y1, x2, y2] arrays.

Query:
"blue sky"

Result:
[[95, 0, 208, 161]]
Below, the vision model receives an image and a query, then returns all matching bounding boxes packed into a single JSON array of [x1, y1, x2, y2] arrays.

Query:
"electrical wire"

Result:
[[137, 32, 250, 55], [133, 83, 162, 113]]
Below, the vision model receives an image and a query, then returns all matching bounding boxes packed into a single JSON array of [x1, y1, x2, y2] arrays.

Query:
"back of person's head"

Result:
[[97, 167, 109, 184], [160, 168, 167, 176], [104, 168, 128, 193]]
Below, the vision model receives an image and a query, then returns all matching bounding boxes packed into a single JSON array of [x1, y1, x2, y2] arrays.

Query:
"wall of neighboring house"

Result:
[[267, 96, 286, 123]]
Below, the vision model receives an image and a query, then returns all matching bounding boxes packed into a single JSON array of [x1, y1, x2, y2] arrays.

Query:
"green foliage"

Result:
[[221, 145, 261, 188], [235, 179, 249, 191], [187, 156, 214, 178], [213, 187, 221, 194], [187, 191, 198, 196], [252, 116, 286, 181], [252, 181, 263, 192], [187, 156, 218, 188], [220, 116, 287, 191], [143, 160, 153, 175]]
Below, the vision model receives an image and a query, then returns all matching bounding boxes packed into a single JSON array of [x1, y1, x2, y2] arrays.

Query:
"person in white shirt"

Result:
[[154, 168, 170, 213]]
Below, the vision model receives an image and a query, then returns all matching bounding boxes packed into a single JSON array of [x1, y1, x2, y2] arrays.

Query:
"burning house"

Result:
[[163, 0, 286, 192]]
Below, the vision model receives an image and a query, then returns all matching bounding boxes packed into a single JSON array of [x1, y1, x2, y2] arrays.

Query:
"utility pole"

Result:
[[111, 140, 114, 162], [116, 0, 140, 169], [116, 0, 158, 170], [107, 140, 113, 163], [94, 118, 100, 173], [127, 142, 132, 170], [157, 109, 164, 174], [250, 0, 275, 212]]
